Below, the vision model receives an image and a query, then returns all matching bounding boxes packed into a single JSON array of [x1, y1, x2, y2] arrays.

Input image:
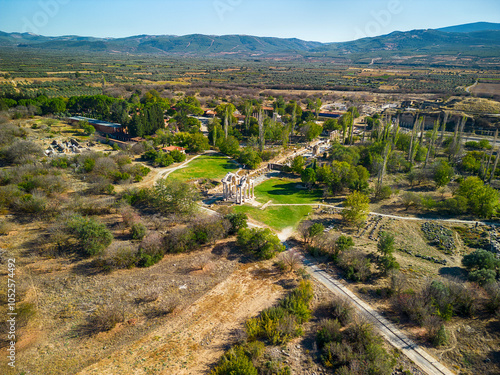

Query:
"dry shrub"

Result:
[[76, 306, 124, 336], [423, 314, 442, 341], [146, 214, 166, 231], [276, 252, 301, 273], [119, 205, 140, 228], [145, 297, 179, 319], [193, 254, 214, 271], [337, 250, 371, 282], [0, 219, 12, 235], [140, 231, 163, 253], [330, 297, 354, 326], [70, 195, 114, 215], [135, 292, 159, 305]]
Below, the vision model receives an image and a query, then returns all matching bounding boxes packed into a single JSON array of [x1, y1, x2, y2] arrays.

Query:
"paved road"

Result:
[[290, 247, 455, 375]]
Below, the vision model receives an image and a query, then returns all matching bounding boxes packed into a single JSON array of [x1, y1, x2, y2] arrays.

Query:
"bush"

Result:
[[245, 281, 313, 345], [210, 346, 258, 375], [432, 324, 448, 347], [2, 140, 44, 164], [77, 306, 124, 336], [335, 235, 354, 253], [337, 250, 371, 282], [237, 227, 285, 260], [377, 231, 395, 255], [110, 247, 138, 270], [468, 269, 497, 286], [131, 222, 147, 240], [316, 319, 342, 349], [67, 214, 113, 257], [170, 149, 187, 163], [15, 192, 48, 214], [163, 226, 197, 254], [225, 212, 248, 234], [374, 184, 392, 201], [330, 297, 354, 326]]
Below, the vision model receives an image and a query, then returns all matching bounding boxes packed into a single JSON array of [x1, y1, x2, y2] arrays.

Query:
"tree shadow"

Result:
[[71, 258, 111, 276], [486, 319, 500, 339], [438, 267, 468, 281], [266, 182, 308, 197], [275, 278, 297, 290]]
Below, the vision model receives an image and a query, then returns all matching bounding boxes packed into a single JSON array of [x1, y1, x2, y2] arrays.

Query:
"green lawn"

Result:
[[233, 178, 322, 230], [169, 154, 239, 181], [254, 178, 323, 205], [234, 205, 313, 231]]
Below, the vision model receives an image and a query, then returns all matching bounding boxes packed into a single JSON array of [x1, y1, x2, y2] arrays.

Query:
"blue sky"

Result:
[[0, 0, 499, 42]]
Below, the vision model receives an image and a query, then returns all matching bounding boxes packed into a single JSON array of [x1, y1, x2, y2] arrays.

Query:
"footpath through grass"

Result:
[[234, 178, 322, 230], [168, 153, 239, 181], [234, 205, 313, 231]]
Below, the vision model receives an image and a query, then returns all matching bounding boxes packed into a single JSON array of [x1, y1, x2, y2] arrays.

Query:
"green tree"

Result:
[[323, 118, 341, 132], [237, 228, 285, 260], [377, 232, 395, 256], [291, 155, 305, 174], [462, 249, 499, 272], [152, 179, 199, 215], [335, 235, 354, 254], [301, 121, 323, 141], [341, 191, 370, 228], [457, 177, 500, 218], [225, 212, 248, 235], [433, 160, 454, 188], [379, 254, 400, 274], [238, 147, 262, 169], [217, 135, 240, 156], [81, 123, 96, 135], [186, 133, 209, 154], [67, 215, 113, 257], [301, 168, 317, 189], [307, 223, 325, 243]]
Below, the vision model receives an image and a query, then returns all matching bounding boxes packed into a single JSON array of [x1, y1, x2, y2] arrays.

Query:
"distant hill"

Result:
[[437, 22, 500, 33], [1, 23, 500, 67], [0, 32, 322, 56]]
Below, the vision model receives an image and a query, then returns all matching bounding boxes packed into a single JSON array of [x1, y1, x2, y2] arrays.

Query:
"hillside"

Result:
[[1, 24, 500, 66], [437, 22, 500, 33]]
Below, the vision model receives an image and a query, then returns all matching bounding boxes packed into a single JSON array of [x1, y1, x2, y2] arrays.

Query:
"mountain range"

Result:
[[1, 22, 500, 66]]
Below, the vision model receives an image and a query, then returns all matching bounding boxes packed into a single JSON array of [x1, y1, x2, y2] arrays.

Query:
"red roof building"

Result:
[[162, 146, 186, 153]]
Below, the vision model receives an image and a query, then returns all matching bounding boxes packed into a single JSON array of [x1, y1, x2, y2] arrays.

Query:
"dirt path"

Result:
[[267, 203, 491, 226], [292, 248, 455, 375], [114, 151, 215, 193], [465, 80, 479, 93], [77, 262, 287, 375]]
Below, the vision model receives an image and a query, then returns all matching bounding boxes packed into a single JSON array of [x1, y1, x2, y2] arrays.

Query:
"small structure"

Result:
[[221, 172, 255, 205], [68, 116, 123, 135], [162, 146, 186, 154], [312, 144, 321, 157]]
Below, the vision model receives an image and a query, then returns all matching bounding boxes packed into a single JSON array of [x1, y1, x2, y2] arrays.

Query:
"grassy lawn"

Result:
[[254, 178, 323, 205], [234, 205, 313, 231], [233, 178, 322, 230], [169, 154, 239, 181]]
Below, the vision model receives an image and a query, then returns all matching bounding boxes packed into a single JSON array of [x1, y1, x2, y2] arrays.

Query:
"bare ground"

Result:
[[77, 261, 289, 375]]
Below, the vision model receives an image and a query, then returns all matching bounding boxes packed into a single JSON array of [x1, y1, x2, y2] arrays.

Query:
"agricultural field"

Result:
[[1, 35, 500, 375], [0, 49, 492, 98]]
